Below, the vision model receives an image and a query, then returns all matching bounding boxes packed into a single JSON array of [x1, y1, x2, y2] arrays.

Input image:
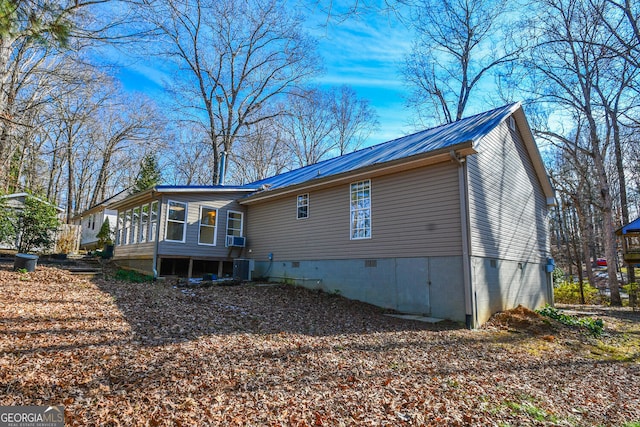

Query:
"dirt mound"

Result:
[[485, 305, 555, 334]]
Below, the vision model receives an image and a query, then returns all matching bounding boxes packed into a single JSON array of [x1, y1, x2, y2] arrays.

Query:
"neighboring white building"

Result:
[[72, 191, 128, 250]]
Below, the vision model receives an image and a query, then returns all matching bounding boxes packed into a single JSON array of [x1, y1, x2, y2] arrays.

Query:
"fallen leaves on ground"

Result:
[[1, 264, 639, 426]]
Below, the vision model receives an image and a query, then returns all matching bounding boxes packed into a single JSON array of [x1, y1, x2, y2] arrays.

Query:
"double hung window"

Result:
[[199, 207, 218, 245], [226, 211, 243, 240], [166, 200, 187, 242], [297, 194, 309, 219]]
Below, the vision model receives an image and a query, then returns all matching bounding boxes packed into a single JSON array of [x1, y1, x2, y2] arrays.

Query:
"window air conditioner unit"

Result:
[[226, 235, 246, 247]]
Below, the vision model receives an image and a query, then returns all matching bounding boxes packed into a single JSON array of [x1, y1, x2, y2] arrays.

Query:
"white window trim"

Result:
[[350, 179, 372, 240], [226, 210, 244, 246], [116, 212, 125, 246], [124, 209, 132, 245], [297, 193, 309, 219], [139, 203, 149, 243], [198, 206, 218, 246], [132, 206, 141, 244], [149, 201, 158, 242], [165, 200, 188, 243]]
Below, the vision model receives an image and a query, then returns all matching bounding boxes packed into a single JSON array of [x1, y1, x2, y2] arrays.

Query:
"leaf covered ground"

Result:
[[1, 265, 639, 426]]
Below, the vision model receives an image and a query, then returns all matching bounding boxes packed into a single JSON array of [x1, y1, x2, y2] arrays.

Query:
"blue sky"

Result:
[[114, 3, 416, 146], [306, 9, 415, 144]]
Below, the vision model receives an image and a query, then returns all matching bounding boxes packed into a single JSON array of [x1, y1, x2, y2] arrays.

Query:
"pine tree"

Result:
[[131, 155, 162, 194], [96, 217, 113, 248]]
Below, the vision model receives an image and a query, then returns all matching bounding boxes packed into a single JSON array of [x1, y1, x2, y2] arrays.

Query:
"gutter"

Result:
[[240, 142, 477, 205]]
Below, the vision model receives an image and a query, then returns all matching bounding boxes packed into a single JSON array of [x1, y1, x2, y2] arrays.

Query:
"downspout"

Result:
[[451, 150, 474, 329]]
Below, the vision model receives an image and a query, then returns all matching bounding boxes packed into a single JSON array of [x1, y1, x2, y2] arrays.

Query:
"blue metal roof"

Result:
[[620, 217, 640, 234], [155, 185, 256, 192], [247, 102, 520, 191]]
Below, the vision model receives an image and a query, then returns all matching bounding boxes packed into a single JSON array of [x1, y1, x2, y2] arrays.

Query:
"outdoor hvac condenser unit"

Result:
[[233, 259, 253, 281]]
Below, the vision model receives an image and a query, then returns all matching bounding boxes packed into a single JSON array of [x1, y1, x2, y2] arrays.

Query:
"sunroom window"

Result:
[[124, 210, 132, 244], [149, 201, 158, 242], [166, 200, 187, 242], [140, 204, 149, 243], [132, 206, 140, 244]]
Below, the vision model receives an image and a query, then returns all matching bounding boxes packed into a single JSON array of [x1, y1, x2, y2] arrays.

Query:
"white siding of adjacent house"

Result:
[[79, 209, 117, 249], [246, 161, 463, 261]]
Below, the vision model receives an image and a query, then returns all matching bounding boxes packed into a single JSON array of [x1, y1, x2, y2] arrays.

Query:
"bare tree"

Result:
[[88, 92, 164, 207], [138, 0, 319, 185], [329, 85, 378, 155], [594, 0, 640, 67], [547, 126, 600, 296], [278, 85, 379, 168], [0, 0, 126, 188], [527, 0, 631, 305], [229, 117, 291, 183], [402, 0, 522, 125], [163, 125, 216, 185], [279, 87, 337, 167], [300, 0, 409, 25], [51, 70, 108, 221]]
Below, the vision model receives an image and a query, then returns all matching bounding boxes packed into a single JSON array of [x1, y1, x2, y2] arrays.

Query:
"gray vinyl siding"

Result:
[[467, 120, 550, 263], [246, 162, 462, 261], [157, 193, 247, 258], [113, 191, 248, 261]]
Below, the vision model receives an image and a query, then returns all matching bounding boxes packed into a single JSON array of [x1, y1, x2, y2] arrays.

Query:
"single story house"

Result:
[[107, 102, 555, 327]]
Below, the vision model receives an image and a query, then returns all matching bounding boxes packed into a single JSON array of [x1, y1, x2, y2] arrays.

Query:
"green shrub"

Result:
[[553, 280, 599, 304], [114, 269, 153, 283], [623, 282, 638, 308], [0, 194, 61, 253], [537, 305, 604, 337], [552, 267, 564, 284]]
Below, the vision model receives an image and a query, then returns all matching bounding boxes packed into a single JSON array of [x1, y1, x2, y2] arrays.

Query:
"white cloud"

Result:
[[306, 5, 416, 134]]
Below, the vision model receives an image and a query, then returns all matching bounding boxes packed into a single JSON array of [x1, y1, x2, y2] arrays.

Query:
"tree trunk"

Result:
[[571, 207, 586, 303], [611, 113, 635, 283], [66, 131, 74, 224], [592, 148, 622, 305]]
